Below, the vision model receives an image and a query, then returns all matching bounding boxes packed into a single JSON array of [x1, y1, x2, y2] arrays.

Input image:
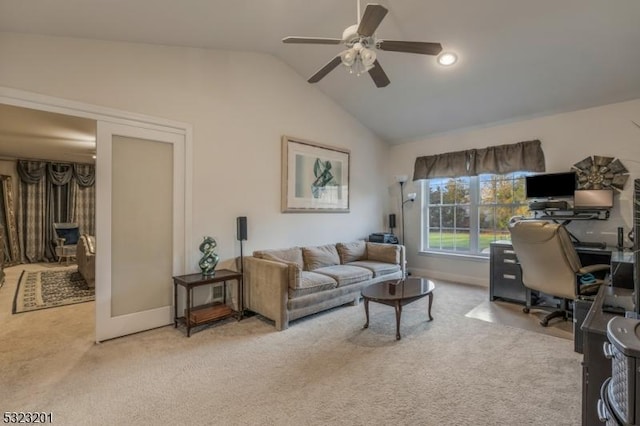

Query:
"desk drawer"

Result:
[[492, 246, 518, 261], [491, 268, 526, 303], [492, 261, 521, 277]]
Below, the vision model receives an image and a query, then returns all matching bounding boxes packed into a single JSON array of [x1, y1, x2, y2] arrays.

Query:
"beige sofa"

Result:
[[244, 241, 405, 330], [77, 234, 95, 288]]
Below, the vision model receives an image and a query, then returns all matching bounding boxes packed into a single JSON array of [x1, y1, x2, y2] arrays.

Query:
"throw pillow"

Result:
[[336, 240, 366, 264], [366, 242, 400, 264], [302, 244, 340, 271]]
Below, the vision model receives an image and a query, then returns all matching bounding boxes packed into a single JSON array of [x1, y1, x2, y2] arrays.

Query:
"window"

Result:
[[422, 172, 530, 255]]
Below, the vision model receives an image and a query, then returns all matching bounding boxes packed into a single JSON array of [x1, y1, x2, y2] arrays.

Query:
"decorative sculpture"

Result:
[[572, 155, 629, 191], [198, 236, 219, 275]]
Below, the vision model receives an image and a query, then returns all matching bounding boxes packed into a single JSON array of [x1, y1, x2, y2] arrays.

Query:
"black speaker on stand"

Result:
[[237, 216, 247, 317], [389, 214, 396, 235]]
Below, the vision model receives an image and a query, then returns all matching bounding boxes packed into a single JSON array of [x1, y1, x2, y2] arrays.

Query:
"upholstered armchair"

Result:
[[77, 234, 95, 288], [53, 222, 80, 263]]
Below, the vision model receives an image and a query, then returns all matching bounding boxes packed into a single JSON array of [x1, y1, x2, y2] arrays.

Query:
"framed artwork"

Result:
[[281, 136, 350, 213]]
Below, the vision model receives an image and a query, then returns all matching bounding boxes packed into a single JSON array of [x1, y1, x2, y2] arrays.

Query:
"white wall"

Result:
[[0, 33, 390, 271], [389, 99, 640, 286]]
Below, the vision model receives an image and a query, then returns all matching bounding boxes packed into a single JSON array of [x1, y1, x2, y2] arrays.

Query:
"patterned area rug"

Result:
[[12, 268, 94, 314]]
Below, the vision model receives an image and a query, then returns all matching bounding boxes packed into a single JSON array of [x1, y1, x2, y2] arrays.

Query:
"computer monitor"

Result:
[[573, 189, 614, 210], [525, 172, 576, 199]]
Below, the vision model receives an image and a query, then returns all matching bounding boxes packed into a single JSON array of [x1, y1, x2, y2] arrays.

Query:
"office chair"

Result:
[[508, 220, 610, 327]]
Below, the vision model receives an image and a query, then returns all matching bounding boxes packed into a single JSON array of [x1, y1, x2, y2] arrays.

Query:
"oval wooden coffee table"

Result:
[[361, 277, 435, 340]]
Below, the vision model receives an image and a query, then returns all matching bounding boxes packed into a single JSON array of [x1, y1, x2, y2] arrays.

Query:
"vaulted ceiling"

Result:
[[1, 0, 640, 145]]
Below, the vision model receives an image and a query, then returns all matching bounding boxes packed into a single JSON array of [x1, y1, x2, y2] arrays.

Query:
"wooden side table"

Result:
[[172, 269, 243, 337]]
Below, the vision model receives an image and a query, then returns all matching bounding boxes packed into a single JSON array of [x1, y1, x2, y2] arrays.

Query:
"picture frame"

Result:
[[281, 136, 350, 213]]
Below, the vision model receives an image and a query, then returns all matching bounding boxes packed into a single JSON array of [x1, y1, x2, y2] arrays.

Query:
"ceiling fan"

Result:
[[282, 2, 443, 88]]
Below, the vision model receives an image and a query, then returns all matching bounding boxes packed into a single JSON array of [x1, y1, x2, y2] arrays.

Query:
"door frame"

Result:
[[0, 86, 193, 342]]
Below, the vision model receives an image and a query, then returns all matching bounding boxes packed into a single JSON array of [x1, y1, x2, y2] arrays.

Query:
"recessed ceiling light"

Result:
[[437, 52, 458, 66]]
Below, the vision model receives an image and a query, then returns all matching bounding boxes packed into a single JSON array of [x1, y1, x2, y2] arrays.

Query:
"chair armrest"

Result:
[[56, 237, 66, 247], [578, 264, 610, 275]]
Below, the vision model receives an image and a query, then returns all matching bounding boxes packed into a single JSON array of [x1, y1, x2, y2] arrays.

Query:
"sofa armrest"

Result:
[[244, 256, 290, 330]]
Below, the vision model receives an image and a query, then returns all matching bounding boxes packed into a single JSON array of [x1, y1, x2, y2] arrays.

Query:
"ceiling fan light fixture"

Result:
[[340, 49, 357, 67], [360, 47, 376, 69], [437, 52, 458, 66]]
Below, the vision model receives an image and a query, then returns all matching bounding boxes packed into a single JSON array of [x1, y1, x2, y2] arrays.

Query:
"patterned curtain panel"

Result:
[[71, 181, 95, 236], [71, 164, 95, 236], [0, 176, 21, 265], [413, 139, 545, 180], [17, 161, 47, 263]]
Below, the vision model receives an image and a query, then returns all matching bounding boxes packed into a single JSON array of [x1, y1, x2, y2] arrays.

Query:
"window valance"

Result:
[[413, 139, 545, 180], [17, 160, 95, 187]]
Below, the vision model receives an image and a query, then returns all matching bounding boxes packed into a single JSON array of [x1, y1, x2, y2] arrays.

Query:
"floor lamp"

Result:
[[395, 175, 417, 246]]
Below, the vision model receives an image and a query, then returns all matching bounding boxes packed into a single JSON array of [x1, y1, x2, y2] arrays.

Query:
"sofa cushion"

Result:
[[347, 260, 401, 277], [366, 242, 400, 264], [288, 271, 338, 299], [302, 244, 340, 271], [336, 240, 366, 264], [254, 247, 303, 268], [313, 265, 373, 287]]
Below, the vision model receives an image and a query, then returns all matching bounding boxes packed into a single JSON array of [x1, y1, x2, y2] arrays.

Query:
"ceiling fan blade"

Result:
[[282, 36, 342, 45], [368, 60, 390, 88], [378, 40, 443, 55], [308, 56, 343, 83], [357, 4, 388, 37]]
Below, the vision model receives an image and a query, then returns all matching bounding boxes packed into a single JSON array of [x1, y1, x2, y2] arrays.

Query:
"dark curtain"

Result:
[[413, 139, 546, 180], [17, 160, 95, 263]]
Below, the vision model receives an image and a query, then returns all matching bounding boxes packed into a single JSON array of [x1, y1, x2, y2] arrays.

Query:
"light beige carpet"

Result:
[[0, 267, 581, 425]]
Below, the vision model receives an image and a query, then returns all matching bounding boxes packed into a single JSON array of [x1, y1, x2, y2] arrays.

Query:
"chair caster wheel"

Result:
[[523, 307, 530, 314]]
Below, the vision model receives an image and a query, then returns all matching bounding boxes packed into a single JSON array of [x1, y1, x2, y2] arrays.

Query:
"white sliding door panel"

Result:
[[96, 122, 185, 342]]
